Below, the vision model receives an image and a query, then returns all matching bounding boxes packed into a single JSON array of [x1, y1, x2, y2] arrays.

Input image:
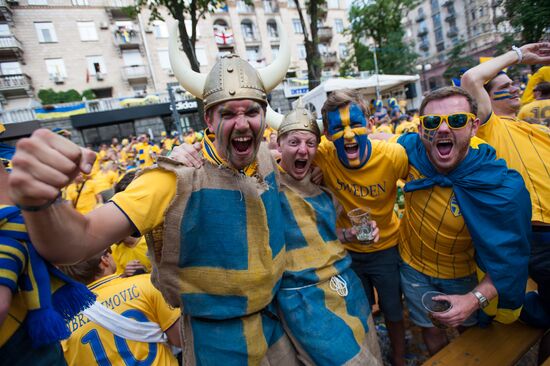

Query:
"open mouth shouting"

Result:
[[344, 141, 360, 160], [435, 138, 454, 159], [231, 136, 254, 155]]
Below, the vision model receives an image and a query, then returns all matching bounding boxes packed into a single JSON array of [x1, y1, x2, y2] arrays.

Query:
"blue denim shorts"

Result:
[[400, 260, 478, 328]]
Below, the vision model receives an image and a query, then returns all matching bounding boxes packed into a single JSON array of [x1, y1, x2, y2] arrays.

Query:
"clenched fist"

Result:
[[8, 129, 97, 207]]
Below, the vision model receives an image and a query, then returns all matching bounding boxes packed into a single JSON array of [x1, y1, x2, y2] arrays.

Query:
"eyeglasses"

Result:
[[419, 113, 476, 130]]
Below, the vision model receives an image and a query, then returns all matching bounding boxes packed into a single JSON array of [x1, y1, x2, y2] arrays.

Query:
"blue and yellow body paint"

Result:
[[327, 103, 370, 169], [493, 89, 514, 101]]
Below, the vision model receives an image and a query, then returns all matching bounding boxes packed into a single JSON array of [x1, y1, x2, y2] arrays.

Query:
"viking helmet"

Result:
[[169, 21, 290, 111], [267, 100, 323, 142]]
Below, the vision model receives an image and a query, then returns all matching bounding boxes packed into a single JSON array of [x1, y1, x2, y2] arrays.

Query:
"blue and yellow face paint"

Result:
[[492, 89, 514, 101], [327, 103, 370, 169]]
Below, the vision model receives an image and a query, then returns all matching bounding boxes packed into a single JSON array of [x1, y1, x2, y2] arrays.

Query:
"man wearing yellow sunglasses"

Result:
[[396, 86, 531, 355]]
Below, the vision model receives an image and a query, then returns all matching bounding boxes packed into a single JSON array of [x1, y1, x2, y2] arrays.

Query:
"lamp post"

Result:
[[415, 63, 432, 95]]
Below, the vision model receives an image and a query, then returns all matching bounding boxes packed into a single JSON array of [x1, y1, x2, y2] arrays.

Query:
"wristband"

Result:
[[16, 192, 62, 212], [511, 45, 523, 64]]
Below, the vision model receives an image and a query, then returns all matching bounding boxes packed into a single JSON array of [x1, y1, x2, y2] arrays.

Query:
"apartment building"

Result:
[[403, 0, 511, 91], [0, 0, 351, 145]]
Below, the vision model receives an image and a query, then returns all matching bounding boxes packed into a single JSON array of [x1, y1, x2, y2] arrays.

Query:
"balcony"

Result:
[[443, 0, 453, 6], [419, 42, 430, 51], [322, 51, 338, 66], [0, 35, 23, 61], [0, 74, 33, 99], [113, 29, 141, 49], [105, 0, 136, 21], [318, 26, 333, 42], [447, 27, 458, 38], [121, 65, 149, 83], [445, 12, 456, 22], [243, 34, 261, 44], [0, 0, 13, 25], [417, 27, 428, 37], [416, 13, 425, 22], [263, 0, 278, 13]]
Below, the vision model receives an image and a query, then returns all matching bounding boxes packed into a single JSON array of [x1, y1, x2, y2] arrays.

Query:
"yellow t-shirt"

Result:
[[65, 179, 101, 215], [395, 121, 419, 134], [476, 112, 550, 224], [110, 169, 176, 235], [93, 170, 119, 192], [111, 236, 153, 275], [374, 124, 394, 134], [134, 143, 161, 168], [517, 99, 550, 126], [62, 274, 179, 366], [314, 139, 409, 253], [161, 138, 174, 152], [521, 66, 550, 106], [399, 165, 475, 279]]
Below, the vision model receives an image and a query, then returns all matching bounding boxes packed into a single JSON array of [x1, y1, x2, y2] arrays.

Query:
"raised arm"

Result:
[[8, 129, 134, 264], [461, 43, 550, 122]]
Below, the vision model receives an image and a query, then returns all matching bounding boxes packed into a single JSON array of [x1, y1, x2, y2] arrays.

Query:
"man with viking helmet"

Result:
[[266, 103, 383, 365], [7, 21, 298, 365]]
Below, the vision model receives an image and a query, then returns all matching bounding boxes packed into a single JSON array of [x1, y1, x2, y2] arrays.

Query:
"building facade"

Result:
[[403, 0, 511, 92], [0, 0, 351, 145]]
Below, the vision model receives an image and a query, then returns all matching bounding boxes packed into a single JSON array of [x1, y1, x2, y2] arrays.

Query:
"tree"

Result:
[[347, 0, 418, 75], [132, 0, 226, 73], [499, 0, 550, 44], [293, 0, 326, 91], [442, 41, 476, 83]]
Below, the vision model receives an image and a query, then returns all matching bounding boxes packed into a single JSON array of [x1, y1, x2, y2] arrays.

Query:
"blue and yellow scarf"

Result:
[[398, 133, 531, 325], [0, 205, 96, 347]]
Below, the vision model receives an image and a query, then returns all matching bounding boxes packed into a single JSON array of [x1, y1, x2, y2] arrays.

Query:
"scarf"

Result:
[[0, 205, 96, 348], [202, 129, 258, 177], [397, 133, 531, 325]]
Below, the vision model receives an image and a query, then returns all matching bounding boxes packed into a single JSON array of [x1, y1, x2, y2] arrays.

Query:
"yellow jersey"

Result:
[[314, 139, 408, 253], [93, 170, 119, 192], [65, 179, 101, 215], [62, 274, 179, 366], [517, 99, 550, 126], [521, 66, 550, 106], [477, 112, 550, 224], [395, 121, 419, 134], [134, 143, 161, 168], [111, 169, 176, 235], [399, 165, 475, 279], [374, 124, 394, 134], [111, 236, 152, 275]]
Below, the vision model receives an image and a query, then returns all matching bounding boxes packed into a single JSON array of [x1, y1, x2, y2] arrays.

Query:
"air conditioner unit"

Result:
[[167, 69, 174, 76], [144, 27, 153, 33], [135, 90, 146, 97], [99, 22, 109, 30], [95, 73, 104, 81], [51, 74, 64, 84]]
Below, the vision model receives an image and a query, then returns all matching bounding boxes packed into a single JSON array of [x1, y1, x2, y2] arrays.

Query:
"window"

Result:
[[45, 58, 67, 78], [246, 46, 260, 62], [0, 61, 22, 75], [328, 0, 339, 8], [288, 0, 296, 8], [237, 0, 254, 13], [71, 0, 89, 5], [241, 20, 256, 41], [271, 46, 279, 59], [339, 43, 348, 58], [153, 20, 169, 38], [0, 24, 10, 36], [435, 28, 443, 43], [196, 46, 208, 66], [436, 42, 445, 52], [34, 22, 57, 43], [471, 10, 475, 20], [122, 49, 143, 66], [292, 19, 303, 34], [77, 21, 98, 41], [334, 19, 344, 34], [267, 20, 278, 39], [297, 44, 306, 60], [157, 49, 170, 70], [28, 0, 48, 4], [86, 55, 106, 75]]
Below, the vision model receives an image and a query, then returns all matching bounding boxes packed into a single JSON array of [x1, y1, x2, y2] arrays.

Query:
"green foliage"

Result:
[[37, 88, 96, 105], [501, 0, 550, 43], [442, 42, 476, 82], [348, 0, 419, 75]]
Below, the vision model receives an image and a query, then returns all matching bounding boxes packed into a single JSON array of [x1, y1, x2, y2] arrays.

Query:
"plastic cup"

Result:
[[347, 207, 375, 244], [421, 291, 452, 329]]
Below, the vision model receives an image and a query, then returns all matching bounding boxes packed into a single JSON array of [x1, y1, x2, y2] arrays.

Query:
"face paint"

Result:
[[492, 89, 514, 101], [422, 128, 437, 142], [327, 103, 370, 168]]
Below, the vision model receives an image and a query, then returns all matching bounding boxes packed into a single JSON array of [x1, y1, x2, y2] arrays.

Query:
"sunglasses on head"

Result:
[[419, 113, 476, 130]]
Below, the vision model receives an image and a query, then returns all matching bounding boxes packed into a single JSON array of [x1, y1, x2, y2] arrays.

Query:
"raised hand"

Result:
[[519, 42, 550, 65], [8, 129, 97, 207]]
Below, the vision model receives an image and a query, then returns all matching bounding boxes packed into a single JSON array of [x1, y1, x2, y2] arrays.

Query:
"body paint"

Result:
[[327, 103, 370, 168], [422, 128, 437, 142], [493, 89, 514, 101]]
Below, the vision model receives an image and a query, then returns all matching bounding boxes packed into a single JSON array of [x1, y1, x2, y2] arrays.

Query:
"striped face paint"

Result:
[[327, 103, 370, 168], [492, 89, 514, 101]]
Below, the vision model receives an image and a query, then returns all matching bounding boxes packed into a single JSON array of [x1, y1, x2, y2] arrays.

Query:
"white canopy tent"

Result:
[[297, 74, 422, 115]]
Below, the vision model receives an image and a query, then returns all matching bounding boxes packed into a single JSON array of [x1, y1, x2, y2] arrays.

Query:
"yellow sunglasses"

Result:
[[419, 113, 476, 130]]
